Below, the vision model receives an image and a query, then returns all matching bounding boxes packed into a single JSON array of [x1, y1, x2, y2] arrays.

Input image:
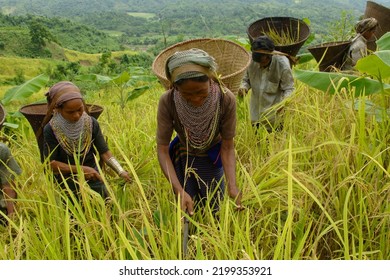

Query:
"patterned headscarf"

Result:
[[165, 48, 217, 84], [45, 81, 83, 107], [355, 17, 378, 34], [37, 81, 89, 141]]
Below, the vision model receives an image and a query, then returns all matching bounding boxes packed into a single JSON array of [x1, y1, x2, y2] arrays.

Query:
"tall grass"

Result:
[[0, 79, 389, 260]]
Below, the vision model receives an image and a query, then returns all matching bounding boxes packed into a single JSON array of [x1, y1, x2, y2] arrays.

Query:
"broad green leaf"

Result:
[[112, 71, 131, 85], [126, 75, 157, 87], [128, 66, 151, 75], [2, 122, 19, 129], [76, 74, 97, 81], [297, 53, 314, 64], [377, 32, 390, 51], [345, 99, 390, 122], [355, 51, 390, 79], [126, 86, 149, 102], [2, 74, 49, 105], [235, 37, 250, 45], [77, 74, 112, 84], [294, 69, 390, 96]]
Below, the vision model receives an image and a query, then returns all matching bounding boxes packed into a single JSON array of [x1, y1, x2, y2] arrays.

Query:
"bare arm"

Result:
[[220, 138, 242, 209], [238, 68, 251, 96], [2, 183, 17, 217], [49, 159, 103, 181], [100, 151, 131, 182], [157, 144, 194, 215]]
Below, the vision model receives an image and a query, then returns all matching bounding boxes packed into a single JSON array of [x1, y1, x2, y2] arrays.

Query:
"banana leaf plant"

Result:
[[1, 74, 49, 130], [294, 32, 390, 121], [77, 67, 157, 110]]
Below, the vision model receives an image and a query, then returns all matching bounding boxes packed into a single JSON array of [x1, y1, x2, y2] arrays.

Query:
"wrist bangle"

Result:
[[107, 157, 125, 175]]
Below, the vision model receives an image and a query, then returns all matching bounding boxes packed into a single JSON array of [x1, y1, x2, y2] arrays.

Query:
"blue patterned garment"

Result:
[[169, 136, 224, 213]]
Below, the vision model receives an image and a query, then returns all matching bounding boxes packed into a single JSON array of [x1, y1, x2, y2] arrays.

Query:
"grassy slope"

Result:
[[0, 43, 138, 84]]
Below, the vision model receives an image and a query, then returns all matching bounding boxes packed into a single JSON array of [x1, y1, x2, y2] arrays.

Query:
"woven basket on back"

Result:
[[308, 41, 351, 72], [364, 1, 390, 51], [20, 103, 104, 161], [0, 104, 5, 130], [247, 17, 310, 56], [152, 38, 251, 95]]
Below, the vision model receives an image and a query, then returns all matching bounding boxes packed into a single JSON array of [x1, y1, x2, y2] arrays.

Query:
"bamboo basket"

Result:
[[247, 17, 311, 56], [308, 41, 351, 72], [20, 103, 104, 161], [152, 38, 251, 95], [364, 1, 390, 51]]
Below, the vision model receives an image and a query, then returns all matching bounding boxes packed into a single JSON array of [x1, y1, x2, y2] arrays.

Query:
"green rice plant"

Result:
[[0, 67, 389, 260]]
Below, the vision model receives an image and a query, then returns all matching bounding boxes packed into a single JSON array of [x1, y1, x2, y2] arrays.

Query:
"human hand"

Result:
[[228, 185, 243, 210], [83, 166, 103, 181], [119, 171, 132, 183], [237, 88, 248, 97], [276, 106, 285, 114], [178, 190, 194, 216]]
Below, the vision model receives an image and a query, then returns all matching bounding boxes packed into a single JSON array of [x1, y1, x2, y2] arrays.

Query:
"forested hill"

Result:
[[1, 0, 388, 38], [1, 0, 389, 57], [0, 0, 374, 17]]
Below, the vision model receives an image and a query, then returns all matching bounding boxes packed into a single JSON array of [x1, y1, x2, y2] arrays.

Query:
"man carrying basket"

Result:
[[238, 36, 295, 133]]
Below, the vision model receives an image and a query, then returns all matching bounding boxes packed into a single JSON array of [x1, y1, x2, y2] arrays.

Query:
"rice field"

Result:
[[0, 76, 389, 260]]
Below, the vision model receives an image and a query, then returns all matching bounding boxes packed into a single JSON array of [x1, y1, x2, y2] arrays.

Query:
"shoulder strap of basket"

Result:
[[253, 49, 298, 65]]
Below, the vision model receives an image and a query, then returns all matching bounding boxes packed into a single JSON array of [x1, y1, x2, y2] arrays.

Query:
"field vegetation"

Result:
[[0, 0, 389, 260], [0, 72, 389, 259]]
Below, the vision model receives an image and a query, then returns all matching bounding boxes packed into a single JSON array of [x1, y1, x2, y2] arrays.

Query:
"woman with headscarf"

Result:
[[156, 48, 242, 216], [0, 142, 22, 218], [40, 81, 131, 200], [342, 17, 379, 71]]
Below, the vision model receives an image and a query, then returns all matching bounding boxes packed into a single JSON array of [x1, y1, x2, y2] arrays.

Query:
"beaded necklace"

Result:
[[50, 112, 93, 157], [174, 80, 221, 151]]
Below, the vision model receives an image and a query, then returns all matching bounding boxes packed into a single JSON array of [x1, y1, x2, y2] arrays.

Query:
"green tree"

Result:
[[28, 19, 54, 51]]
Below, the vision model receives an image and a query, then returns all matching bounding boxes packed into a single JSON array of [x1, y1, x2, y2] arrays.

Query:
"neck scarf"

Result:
[[50, 111, 93, 157], [174, 80, 221, 151]]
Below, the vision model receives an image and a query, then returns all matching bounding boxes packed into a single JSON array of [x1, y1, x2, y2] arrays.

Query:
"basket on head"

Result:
[[152, 38, 251, 95], [247, 17, 311, 57], [19, 103, 104, 161], [364, 1, 390, 51], [308, 41, 351, 72], [0, 104, 5, 130]]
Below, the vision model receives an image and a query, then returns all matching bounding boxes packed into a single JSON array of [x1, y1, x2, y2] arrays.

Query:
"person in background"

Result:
[[342, 17, 378, 71], [156, 48, 242, 216], [40, 81, 131, 200], [0, 142, 22, 218], [238, 36, 295, 132]]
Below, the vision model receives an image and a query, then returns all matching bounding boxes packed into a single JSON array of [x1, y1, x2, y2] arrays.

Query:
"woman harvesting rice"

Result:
[[40, 81, 131, 200], [156, 48, 242, 216], [0, 142, 22, 218]]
